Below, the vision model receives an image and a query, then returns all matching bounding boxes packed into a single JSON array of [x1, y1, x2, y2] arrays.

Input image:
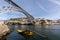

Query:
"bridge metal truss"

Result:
[[0, 0, 34, 23]]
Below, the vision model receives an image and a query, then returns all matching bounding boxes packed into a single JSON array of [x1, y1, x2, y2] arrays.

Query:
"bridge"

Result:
[[0, 0, 34, 24]]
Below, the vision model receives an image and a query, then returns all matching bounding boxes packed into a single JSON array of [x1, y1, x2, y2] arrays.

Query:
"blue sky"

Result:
[[0, 0, 60, 20]]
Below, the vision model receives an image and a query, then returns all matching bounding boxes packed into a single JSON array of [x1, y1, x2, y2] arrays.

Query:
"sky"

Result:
[[0, 0, 60, 20]]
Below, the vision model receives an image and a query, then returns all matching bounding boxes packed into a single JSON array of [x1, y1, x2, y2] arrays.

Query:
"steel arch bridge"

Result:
[[0, 0, 34, 23]]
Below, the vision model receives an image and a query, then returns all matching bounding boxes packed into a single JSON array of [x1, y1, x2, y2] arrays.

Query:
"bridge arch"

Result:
[[0, 0, 35, 23], [0, 6, 34, 23]]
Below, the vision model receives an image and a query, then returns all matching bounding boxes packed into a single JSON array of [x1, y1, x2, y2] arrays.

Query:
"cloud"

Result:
[[36, 0, 60, 19], [48, 0, 60, 5], [47, 0, 60, 19], [48, 6, 60, 19], [36, 2, 48, 13]]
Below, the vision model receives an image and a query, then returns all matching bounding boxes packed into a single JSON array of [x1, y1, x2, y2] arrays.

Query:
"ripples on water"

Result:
[[6, 25, 60, 40]]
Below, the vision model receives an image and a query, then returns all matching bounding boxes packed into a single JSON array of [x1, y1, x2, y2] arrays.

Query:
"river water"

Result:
[[6, 25, 60, 40]]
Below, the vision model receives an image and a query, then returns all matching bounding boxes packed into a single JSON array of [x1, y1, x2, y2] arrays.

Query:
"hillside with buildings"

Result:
[[4, 17, 60, 25]]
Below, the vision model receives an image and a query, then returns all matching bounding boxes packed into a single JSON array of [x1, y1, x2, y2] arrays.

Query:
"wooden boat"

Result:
[[17, 30, 33, 36]]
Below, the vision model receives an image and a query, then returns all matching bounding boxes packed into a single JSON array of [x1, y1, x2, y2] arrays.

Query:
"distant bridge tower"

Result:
[[4, 0, 34, 23]]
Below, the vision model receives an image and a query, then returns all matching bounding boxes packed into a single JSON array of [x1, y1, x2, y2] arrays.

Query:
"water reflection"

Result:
[[40, 25, 46, 34], [14, 25, 35, 31], [6, 25, 60, 40]]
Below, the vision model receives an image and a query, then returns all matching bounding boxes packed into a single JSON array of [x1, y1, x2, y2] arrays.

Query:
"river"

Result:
[[6, 25, 60, 40]]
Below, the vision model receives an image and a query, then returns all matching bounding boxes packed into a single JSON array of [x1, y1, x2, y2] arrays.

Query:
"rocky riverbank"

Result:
[[0, 20, 10, 40]]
